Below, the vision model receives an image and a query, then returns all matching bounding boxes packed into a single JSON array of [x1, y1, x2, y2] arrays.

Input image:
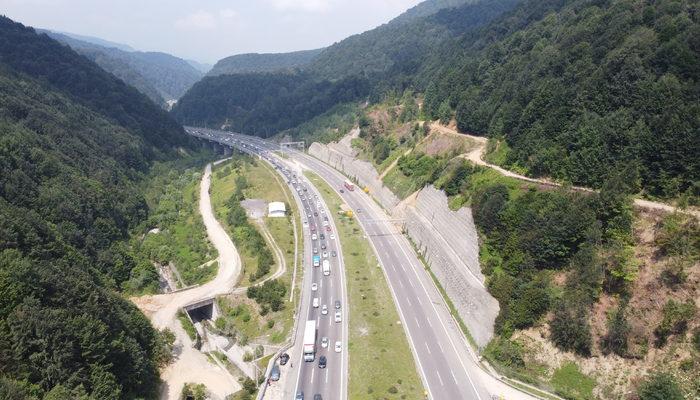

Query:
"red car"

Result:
[[310, 225, 316, 232], [325, 226, 331, 232]]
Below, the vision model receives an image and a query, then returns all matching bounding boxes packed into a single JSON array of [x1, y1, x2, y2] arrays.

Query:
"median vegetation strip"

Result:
[[305, 171, 424, 400]]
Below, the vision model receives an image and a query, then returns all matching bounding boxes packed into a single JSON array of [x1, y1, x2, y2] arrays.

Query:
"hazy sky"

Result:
[[2, 0, 424, 63]]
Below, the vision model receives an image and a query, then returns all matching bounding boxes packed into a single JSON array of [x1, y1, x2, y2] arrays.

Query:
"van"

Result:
[[270, 365, 280, 381], [313, 297, 320, 308]]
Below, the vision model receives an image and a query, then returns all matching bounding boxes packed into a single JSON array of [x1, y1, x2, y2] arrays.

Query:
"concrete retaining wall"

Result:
[[402, 186, 498, 348], [308, 130, 400, 211], [309, 132, 498, 348]]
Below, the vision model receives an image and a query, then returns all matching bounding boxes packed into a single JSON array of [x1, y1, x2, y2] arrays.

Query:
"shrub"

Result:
[[485, 336, 525, 370], [637, 372, 684, 400], [654, 300, 696, 347], [550, 296, 592, 356], [600, 304, 630, 356]]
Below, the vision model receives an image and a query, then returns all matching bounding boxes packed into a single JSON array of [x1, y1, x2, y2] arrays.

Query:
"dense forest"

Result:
[[208, 48, 324, 76], [0, 17, 197, 399], [421, 0, 700, 199], [44, 30, 204, 103], [172, 72, 369, 136], [174, 0, 699, 199]]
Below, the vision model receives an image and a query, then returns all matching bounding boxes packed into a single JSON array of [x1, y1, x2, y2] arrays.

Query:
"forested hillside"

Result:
[[172, 72, 369, 135], [208, 48, 323, 76], [44, 30, 204, 103], [421, 0, 699, 199], [0, 18, 192, 152], [0, 17, 197, 399], [173, 0, 513, 132]]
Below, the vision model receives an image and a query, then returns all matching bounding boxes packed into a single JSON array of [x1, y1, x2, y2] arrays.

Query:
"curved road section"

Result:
[[132, 160, 242, 399]]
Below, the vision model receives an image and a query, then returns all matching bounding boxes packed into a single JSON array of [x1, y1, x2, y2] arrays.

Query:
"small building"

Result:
[[268, 201, 286, 218]]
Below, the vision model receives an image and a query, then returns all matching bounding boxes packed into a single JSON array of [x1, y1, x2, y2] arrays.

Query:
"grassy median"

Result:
[[305, 171, 424, 400]]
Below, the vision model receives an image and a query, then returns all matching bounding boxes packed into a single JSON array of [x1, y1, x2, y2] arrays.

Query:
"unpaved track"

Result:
[[132, 161, 242, 400], [429, 123, 700, 219]]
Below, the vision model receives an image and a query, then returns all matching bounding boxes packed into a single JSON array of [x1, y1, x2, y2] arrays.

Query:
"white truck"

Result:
[[322, 259, 331, 276], [303, 320, 317, 362]]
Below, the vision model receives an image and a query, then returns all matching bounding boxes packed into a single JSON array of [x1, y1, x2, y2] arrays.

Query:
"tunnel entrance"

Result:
[[183, 297, 219, 323]]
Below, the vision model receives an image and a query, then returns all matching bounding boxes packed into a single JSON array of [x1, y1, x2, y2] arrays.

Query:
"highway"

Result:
[[188, 127, 501, 400], [188, 128, 348, 400]]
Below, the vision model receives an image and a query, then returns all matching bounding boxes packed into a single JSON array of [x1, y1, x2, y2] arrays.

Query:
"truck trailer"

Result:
[[303, 320, 317, 362]]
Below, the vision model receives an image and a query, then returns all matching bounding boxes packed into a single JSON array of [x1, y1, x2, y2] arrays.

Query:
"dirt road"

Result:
[[429, 123, 699, 219], [132, 161, 242, 400]]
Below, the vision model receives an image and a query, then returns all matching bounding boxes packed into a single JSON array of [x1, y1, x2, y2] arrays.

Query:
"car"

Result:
[[313, 248, 318, 254], [279, 353, 290, 365], [311, 283, 318, 291], [335, 300, 341, 309], [314, 395, 322, 400], [334, 341, 342, 353], [334, 311, 342, 322], [330, 234, 336, 240], [340, 189, 344, 193], [313, 297, 320, 308], [320, 233, 325, 240], [326, 226, 332, 232], [295, 392, 304, 400], [310, 225, 316, 232], [270, 365, 281, 381], [331, 250, 337, 257], [314, 211, 318, 216], [321, 336, 329, 348], [356, 208, 362, 213], [311, 233, 317, 240], [321, 305, 328, 315], [318, 356, 327, 369], [321, 243, 327, 250], [303, 221, 309, 226], [322, 251, 328, 259], [322, 220, 329, 227]]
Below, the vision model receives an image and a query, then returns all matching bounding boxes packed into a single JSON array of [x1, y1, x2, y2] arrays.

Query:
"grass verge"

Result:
[[305, 171, 424, 400], [210, 154, 302, 345]]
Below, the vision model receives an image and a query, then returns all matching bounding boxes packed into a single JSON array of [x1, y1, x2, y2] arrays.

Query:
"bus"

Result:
[[344, 179, 355, 191], [322, 260, 331, 276], [313, 255, 320, 267]]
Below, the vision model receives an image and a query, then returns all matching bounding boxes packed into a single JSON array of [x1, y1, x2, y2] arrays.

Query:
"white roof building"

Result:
[[268, 201, 286, 218]]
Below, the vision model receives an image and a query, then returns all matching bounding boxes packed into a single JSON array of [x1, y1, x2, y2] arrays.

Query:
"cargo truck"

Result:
[[322, 259, 331, 276], [344, 179, 355, 191], [303, 320, 317, 362]]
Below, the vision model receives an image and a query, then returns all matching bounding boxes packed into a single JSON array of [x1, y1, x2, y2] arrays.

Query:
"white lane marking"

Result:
[[425, 342, 431, 355], [317, 317, 320, 327], [325, 368, 329, 384], [406, 298, 412, 306], [398, 280, 404, 288], [416, 296, 422, 305], [437, 340, 445, 354], [436, 370, 444, 386], [320, 280, 323, 289], [415, 316, 421, 329], [311, 366, 315, 384], [450, 369, 457, 383], [409, 279, 415, 288]]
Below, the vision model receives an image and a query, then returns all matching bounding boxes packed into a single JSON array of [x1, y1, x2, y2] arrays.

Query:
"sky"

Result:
[[1, 0, 425, 63]]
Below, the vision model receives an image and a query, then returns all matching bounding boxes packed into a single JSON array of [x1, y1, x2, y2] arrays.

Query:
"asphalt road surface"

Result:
[[187, 128, 498, 400], [191, 128, 349, 400]]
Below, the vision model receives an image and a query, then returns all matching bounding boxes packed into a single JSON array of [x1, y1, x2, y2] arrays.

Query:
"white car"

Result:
[[312, 233, 317, 241], [313, 297, 320, 308], [334, 311, 342, 323], [311, 283, 318, 291], [321, 305, 328, 315], [303, 220, 308, 226], [334, 341, 342, 353], [330, 234, 336, 240], [322, 251, 328, 259], [321, 337, 329, 349]]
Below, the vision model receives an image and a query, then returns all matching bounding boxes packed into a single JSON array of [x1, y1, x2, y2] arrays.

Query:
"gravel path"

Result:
[[131, 160, 242, 400]]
